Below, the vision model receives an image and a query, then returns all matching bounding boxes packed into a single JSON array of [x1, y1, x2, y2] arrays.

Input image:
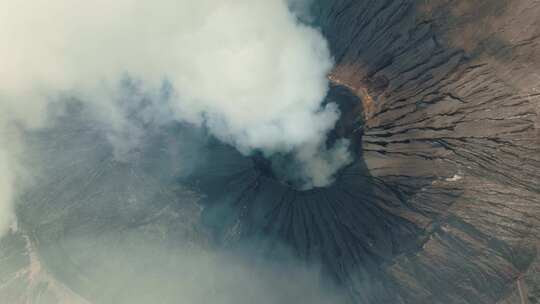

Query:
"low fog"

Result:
[[0, 0, 353, 237], [0, 1, 352, 303], [9, 91, 348, 304]]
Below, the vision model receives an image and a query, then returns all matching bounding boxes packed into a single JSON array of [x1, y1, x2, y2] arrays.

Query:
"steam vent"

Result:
[[1, 1, 540, 304]]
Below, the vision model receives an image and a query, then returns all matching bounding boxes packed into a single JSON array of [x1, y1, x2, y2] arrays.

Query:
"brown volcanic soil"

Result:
[[315, 0, 540, 303]]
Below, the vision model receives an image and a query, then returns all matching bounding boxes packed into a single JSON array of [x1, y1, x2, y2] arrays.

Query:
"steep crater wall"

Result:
[[311, 1, 540, 303]]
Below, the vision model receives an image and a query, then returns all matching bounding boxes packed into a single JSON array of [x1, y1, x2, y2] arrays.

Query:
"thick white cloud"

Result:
[[0, 0, 351, 236]]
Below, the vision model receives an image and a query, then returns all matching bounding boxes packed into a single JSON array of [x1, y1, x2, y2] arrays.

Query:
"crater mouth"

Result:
[[250, 152, 343, 191], [249, 83, 366, 191]]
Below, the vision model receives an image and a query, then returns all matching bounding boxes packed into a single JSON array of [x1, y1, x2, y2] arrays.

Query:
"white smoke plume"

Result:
[[0, 0, 352, 235]]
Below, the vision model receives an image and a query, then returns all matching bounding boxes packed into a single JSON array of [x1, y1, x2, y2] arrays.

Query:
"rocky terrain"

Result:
[[1, 0, 539, 303], [316, 0, 540, 302]]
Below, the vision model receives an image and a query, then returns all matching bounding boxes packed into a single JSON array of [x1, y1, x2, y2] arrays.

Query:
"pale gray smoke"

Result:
[[0, 0, 352, 236], [0, 145, 14, 236]]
